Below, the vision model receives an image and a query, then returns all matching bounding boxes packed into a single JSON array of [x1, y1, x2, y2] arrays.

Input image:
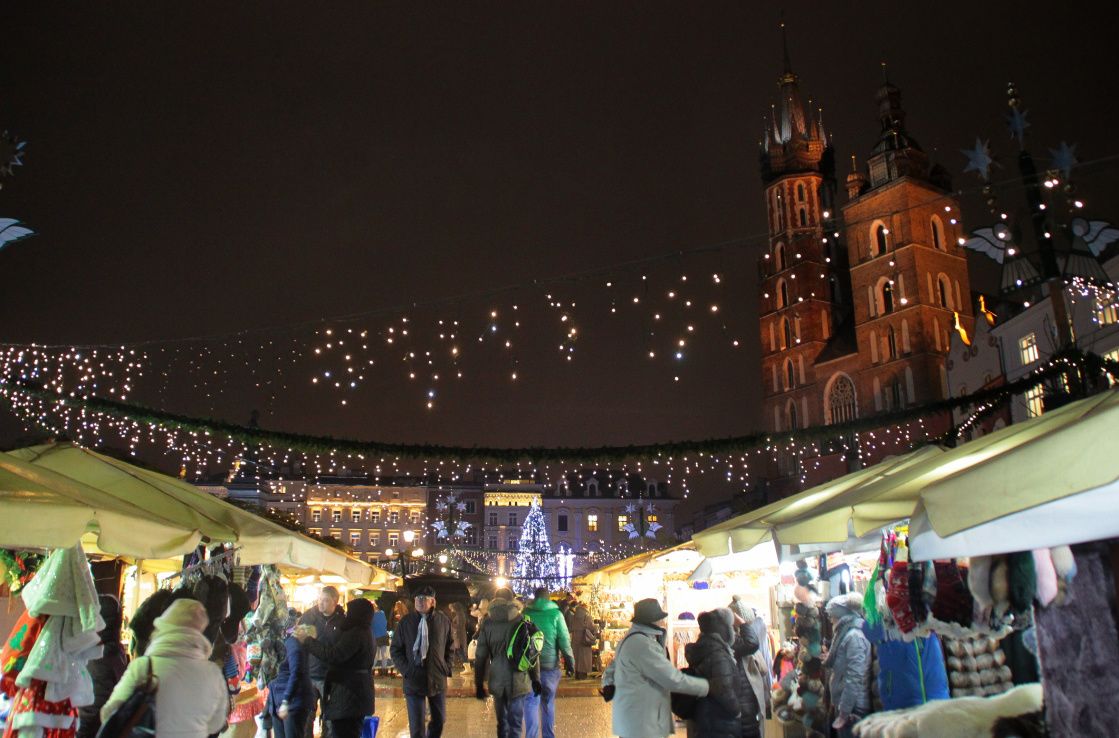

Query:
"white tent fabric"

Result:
[[0, 453, 203, 558], [909, 477, 1119, 560]]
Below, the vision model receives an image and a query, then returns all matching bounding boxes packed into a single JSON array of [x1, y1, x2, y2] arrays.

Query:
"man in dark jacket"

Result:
[[391, 586, 454, 738], [77, 595, 128, 738], [299, 585, 345, 737], [474, 589, 541, 738]]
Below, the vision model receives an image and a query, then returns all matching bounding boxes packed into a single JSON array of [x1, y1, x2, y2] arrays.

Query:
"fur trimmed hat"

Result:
[[826, 591, 865, 619], [154, 598, 210, 634]]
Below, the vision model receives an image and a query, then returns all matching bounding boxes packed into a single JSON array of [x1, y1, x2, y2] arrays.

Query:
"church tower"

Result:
[[840, 73, 974, 415], [758, 25, 850, 434]]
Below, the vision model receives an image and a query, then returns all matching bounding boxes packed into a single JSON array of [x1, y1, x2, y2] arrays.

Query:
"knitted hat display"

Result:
[[931, 561, 974, 626], [886, 562, 918, 633]]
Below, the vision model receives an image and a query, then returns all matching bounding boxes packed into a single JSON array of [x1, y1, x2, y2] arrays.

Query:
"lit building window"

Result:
[[389, 510, 400, 525], [370, 510, 380, 525], [350, 531, 360, 547], [369, 534, 379, 548], [388, 532, 399, 548], [311, 509, 321, 523], [1019, 333, 1040, 365], [332, 509, 341, 523], [1105, 349, 1119, 385], [617, 514, 628, 532], [648, 514, 658, 523], [309, 528, 322, 537], [587, 514, 599, 532], [329, 528, 341, 540], [1025, 385, 1045, 418], [1097, 299, 1119, 326], [351, 509, 361, 523], [410, 512, 420, 526]]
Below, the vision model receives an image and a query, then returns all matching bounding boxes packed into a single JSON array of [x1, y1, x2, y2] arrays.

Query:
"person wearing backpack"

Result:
[[100, 598, 229, 738], [601, 598, 708, 738], [684, 609, 744, 738], [473, 589, 541, 738], [522, 588, 574, 738]]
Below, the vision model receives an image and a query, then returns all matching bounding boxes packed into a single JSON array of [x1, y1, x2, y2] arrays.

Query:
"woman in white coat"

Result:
[[602, 598, 709, 738], [102, 598, 229, 738]]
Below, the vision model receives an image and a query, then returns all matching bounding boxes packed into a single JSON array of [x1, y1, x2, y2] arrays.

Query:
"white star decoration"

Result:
[[962, 137, 995, 180]]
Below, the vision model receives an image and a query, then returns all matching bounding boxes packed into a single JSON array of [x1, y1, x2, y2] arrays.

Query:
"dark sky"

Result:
[[2, 2, 1117, 512]]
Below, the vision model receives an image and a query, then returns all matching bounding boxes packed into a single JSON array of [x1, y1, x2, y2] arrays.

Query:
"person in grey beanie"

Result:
[[602, 598, 708, 738]]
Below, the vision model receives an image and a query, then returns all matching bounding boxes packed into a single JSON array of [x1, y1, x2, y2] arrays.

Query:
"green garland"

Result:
[[4, 348, 1116, 464]]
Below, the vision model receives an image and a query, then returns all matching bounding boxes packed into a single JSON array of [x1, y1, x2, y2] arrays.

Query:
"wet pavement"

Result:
[[372, 694, 616, 737]]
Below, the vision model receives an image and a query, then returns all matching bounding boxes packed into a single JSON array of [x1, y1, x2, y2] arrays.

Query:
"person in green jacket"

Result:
[[522, 588, 575, 738], [474, 589, 541, 738]]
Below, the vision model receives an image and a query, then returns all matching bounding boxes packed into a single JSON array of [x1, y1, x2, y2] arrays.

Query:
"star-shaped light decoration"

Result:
[[1049, 141, 1078, 180], [1006, 107, 1030, 146], [962, 138, 995, 180], [0, 130, 26, 181]]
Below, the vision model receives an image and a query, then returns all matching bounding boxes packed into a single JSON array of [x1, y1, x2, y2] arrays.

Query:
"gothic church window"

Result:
[[937, 274, 953, 309], [774, 243, 786, 271], [776, 278, 789, 308], [825, 374, 858, 425], [931, 216, 944, 250], [872, 223, 889, 257], [784, 359, 796, 390]]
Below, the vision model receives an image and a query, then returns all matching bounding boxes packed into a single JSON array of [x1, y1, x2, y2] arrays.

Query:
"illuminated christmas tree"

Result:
[[513, 499, 557, 595]]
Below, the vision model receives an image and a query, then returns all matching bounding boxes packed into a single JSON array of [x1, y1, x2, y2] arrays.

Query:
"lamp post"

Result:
[[384, 529, 425, 576]]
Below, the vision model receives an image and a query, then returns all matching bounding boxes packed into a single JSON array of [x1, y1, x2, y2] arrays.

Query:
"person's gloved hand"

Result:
[[531, 679, 542, 696], [475, 686, 487, 701]]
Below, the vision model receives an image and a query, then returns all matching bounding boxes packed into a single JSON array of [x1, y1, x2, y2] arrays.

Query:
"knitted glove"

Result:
[[886, 562, 917, 633]]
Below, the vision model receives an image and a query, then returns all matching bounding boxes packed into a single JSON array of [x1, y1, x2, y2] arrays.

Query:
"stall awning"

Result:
[[575, 542, 696, 588], [909, 388, 1119, 559], [0, 453, 203, 558], [692, 446, 943, 557], [5, 443, 395, 586]]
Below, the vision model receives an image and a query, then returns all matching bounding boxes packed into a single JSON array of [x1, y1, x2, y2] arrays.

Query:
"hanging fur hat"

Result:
[[1007, 552, 1036, 615], [969, 556, 995, 611]]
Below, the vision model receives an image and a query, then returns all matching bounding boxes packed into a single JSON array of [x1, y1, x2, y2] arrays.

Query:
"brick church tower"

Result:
[[758, 28, 850, 435], [837, 74, 974, 420], [757, 49, 976, 473]]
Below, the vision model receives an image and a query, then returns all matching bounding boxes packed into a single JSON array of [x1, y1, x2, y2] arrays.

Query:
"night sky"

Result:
[[2, 3, 1117, 514]]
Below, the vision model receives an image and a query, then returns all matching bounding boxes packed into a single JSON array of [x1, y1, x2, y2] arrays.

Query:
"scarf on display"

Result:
[[413, 614, 429, 666]]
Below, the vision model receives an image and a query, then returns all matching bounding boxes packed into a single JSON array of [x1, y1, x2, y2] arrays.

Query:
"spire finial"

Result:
[[881, 60, 890, 85], [850, 154, 858, 172], [780, 13, 792, 76]]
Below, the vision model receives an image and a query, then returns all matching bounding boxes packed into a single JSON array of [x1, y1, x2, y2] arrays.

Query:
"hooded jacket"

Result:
[[523, 597, 574, 671], [824, 613, 871, 717], [685, 610, 742, 738], [602, 621, 709, 738], [473, 597, 538, 698], [101, 624, 228, 738]]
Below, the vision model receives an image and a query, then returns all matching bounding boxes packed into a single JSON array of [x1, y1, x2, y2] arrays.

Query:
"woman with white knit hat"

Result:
[[101, 598, 230, 738]]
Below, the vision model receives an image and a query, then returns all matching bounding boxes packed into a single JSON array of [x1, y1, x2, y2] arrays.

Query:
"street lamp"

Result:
[[383, 529, 424, 576]]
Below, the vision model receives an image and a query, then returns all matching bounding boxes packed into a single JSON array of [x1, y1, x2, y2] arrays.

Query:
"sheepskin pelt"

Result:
[[851, 683, 1042, 738], [1035, 541, 1119, 737]]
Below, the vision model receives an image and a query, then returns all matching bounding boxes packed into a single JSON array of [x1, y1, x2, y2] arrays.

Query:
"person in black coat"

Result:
[[298, 599, 375, 738], [77, 595, 129, 738], [299, 586, 347, 737], [269, 623, 317, 738], [730, 612, 764, 738], [390, 586, 454, 738], [685, 608, 743, 738]]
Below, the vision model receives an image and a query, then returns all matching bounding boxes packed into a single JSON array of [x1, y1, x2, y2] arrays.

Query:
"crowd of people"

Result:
[[73, 576, 882, 738]]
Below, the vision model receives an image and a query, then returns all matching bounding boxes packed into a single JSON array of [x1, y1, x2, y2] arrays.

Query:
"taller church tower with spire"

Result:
[[758, 25, 852, 435]]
